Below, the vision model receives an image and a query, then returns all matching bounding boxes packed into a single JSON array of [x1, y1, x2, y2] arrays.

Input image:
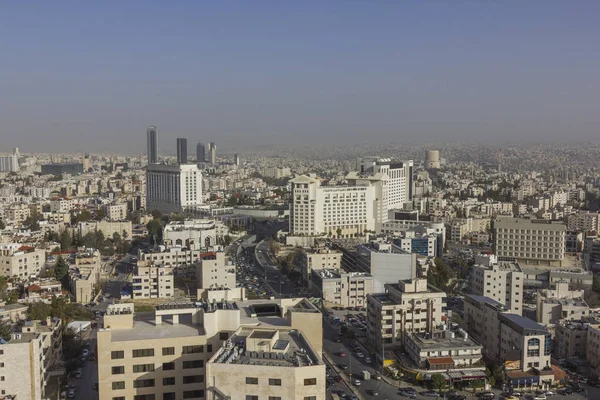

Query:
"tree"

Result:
[[60, 229, 72, 251], [54, 256, 69, 285], [151, 210, 162, 220], [336, 228, 342, 238], [94, 209, 105, 221], [223, 235, 233, 246], [0, 321, 12, 341], [75, 210, 91, 223], [431, 373, 447, 393], [24, 212, 41, 231], [29, 302, 52, 320], [146, 219, 163, 245], [268, 239, 280, 255], [0, 219, 5, 230]]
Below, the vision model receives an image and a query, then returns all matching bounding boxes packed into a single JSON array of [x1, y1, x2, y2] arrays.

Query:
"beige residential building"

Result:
[[310, 269, 374, 308], [3, 203, 31, 224], [195, 252, 235, 291], [0, 317, 64, 400], [493, 217, 566, 265], [0, 243, 46, 279], [554, 320, 594, 360], [587, 324, 600, 379], [97, 298, 324, 400], [79, 220, 133, 240], [567, 211, 599, 233], [470, 255, 524, 314], [163, 219, 217, 250], [104, 203, 128, 221], [299, 247, 342, 285], [0, 303, 28, 322], [139, 247, 211, 278], [366, 278, 446, 352], [536, 281, 589, 326], [68, 249, 102, 303], [132, 263, 174, 299], [463, 294, 554, 387], [49, 198, 76, 213]]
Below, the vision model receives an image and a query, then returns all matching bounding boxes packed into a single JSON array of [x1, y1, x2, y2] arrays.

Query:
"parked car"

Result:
[[67, 389, 76, 398], [422, 390, 438, 397]]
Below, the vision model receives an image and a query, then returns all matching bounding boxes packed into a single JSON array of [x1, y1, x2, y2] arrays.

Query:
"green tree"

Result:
[[54, 256, 69, 285], [24, 212, 41, 231], [0, 219, 5, 230], [431, 373, 447, 393], [151, 210, 162, 220], [94, 209, 105, 221], [75, 210, 91, 223], [146, 219, 163, 244], [60, 229, 72, 251], [0, 321, 12, 341], [223, 235, 233, 246], [336, 228, 342, 238], [29, 302, 52, 320]]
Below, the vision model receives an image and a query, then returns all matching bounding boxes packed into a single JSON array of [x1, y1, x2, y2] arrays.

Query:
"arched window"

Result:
[[175, 238, 183, 246], [205, 236, 212, 248]]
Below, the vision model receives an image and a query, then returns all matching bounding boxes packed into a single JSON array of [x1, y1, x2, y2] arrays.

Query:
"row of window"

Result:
[[112, 360, 203, 375], [246, 377, 317, 386], [112, 390, 203, 400], [246, 397, 316, 400], [112, 375, 204, 390], [111, 346, 205, 360]]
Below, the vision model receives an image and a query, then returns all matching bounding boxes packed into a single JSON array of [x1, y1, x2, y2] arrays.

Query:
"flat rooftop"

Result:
[[109, 317, 205, 342], [409, 332, 482, 351], [496, 261, 522, 272], [235, 298, 320, 326], [212, 327, 321, 367]]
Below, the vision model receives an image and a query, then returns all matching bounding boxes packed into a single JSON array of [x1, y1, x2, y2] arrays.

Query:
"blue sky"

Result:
[[1, 1, 599, 153]]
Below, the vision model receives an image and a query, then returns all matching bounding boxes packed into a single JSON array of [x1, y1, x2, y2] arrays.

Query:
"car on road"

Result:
[[338, 352, 346, 357], [422, 390, 438, 397], [352, 379, 361, 386], [563, 387, 573, 394], [367, 389, 379, 396], [74, 369, 83, 379], [398, 389, 417, 398], [481, 392, 495, 399], [67, 388, 76, 398], [533, 394, 546, 400], [544, 391, 555, 396], [93, 382, 99, 391], [338, 363, 348, 370]]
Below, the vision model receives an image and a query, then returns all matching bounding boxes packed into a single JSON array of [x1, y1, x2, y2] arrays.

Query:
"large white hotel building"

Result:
[[146, 163, 203, 214]]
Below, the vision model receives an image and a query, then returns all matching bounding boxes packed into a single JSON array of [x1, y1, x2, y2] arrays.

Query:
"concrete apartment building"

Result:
[[68, 249, 102, 303], [146, 163, 203, 214], [0, 243, 46, 279], [567, 211, 599, 233], [3, 203, 30, 224], [78, 220, 133, 241], [195, 252, 236, 291], [463, 295, 554, 387], [299, 247, 342, 285], [366, 278, 446, 352], [289, 174, 385, 238], [132, 263, 175, 299], [104, 203, 128, 221], [404, 330, 485, 375], [0, 303, 28, 322], [139, 247, 213, 278], [554, 319, 599, 360], [49, 198, 76, 213], [310, 269, 374, 308], [470, 254, 524, 314], [163, 219, 217, 250], [357, 157, 414, 210], [97, 298, 325, 400], [260, 167, 291, 179], [334, 240, 417, 293], [536, 281, 589, 326], [493, 217, 566, 266], [587, 324, 600, 379], [0, 317, 63, 400]]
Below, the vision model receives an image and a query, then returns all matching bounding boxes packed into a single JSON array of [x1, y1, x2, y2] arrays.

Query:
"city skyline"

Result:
[[1, 1, 600, 152]]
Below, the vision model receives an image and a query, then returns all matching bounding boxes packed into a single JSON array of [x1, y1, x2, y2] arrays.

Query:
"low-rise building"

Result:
[[310, 269, 374, 308], [299, 246, 342, 285], [103, 203, 128, 221], [0, 243, 46, 279], [367, 278, 446, 352], [195, 251, 235, 291], [554, 319, 596, 360], [536, 281, 589, 326], [132, 263, 174, 299], [163, 219, 216, 250], [404, 330, 485, 373], [587, 324, 600, 379], [0, 303, 28, 322]]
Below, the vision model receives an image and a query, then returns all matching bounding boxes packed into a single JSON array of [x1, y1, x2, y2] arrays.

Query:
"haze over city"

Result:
[[1, 1, 600, 153]]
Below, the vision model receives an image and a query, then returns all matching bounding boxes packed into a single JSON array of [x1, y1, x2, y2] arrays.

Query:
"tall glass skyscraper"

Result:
[[146, 126, 159, 165], [176, 138, 188, 164], [196, 141, 206, 163]]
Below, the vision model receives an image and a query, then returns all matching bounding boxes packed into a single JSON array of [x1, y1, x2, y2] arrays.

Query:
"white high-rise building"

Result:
[[357, 157, 414, 213], [146, 163, 203, 214], [289, 174, 386, 237], [0, 149, 19, 172]]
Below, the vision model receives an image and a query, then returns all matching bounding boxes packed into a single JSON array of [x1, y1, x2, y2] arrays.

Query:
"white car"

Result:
[[353, 379, 361, 386], [533, 395, 546, 400], [544, 391, 555, 396], [67, 389, 76, 399]]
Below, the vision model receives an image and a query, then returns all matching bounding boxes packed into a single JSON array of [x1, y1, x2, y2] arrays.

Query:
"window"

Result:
[[207, 344, 213, 352], [304, 397, 317, 400], [112, 382, 125, 390], [183, 375, 204, 384], [246, 377, 259, 384], [163, 377, 176, 386], [183, 360, 203, 369], [163, 362, 175, 370], [163, 393, 176, 400], [111, 350, 124, 359], [304, 378, 317, 386], [111, 366, 125, 375], [133, 364, 155, 373], [162, 347, 175, 356], [269, 397, 282, 400], [219, 332, 229, 340], [246, 397, 259, 400], [134, 396, 155, 400], [182, 345, 204, 354], [133, 379, 155, 388], [113, 398, 125, 400], [133, 348, 154, 358], [269, 378, 282, 386], [183, 391, 204, 399]]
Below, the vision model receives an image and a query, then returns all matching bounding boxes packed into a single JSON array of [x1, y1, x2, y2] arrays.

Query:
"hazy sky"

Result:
[[1, 1, 599, 154]]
